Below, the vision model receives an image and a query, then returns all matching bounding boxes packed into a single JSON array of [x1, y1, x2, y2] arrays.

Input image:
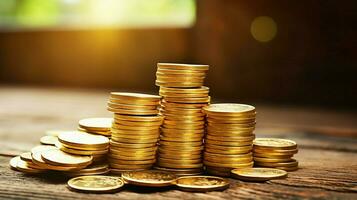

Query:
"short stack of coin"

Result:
[[56, 131, 110, 162], [155, 63, 210, 175], [78, 118, 112, 137], [202, 103, 256, 177], [107, 92, 162, 174], [253, 138, 298, 171]]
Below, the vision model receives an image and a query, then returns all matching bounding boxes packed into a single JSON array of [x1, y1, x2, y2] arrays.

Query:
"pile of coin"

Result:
[[202, 103, 256, 177], [155, 63, 210, 175], [10, 130, 111, 176], [78, 118, 112, 137], [253, 138, 298, 171], [107, 92, 162, 173], [56, 131, 109, 162]]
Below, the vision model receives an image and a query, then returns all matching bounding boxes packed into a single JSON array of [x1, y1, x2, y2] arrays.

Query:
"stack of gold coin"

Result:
[[155, 63, 210, 175], [202, 103, 256, 177], [78, 118, 112, 137], [253, 138, 298, 171], [107, 92, 162, 173], [56, 131, 109, 162]]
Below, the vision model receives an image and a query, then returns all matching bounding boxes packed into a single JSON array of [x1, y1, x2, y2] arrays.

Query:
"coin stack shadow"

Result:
[[154, 63, 210, 176], [253, 138, 299, 171], [203, 104, 256, 177], [107, 92, 162, 174]]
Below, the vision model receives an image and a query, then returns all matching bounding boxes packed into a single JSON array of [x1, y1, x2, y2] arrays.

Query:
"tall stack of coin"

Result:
[[107, 92, 162, 174], [56, 131, 109, 162], [253, 138, 298, 171], [78, 118, 112, 137], [155, 63, 210, 175], [202, 103, 256, 177]]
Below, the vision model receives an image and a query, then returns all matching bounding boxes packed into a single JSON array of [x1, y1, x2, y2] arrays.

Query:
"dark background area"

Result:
[[0, 0, 356, 109]]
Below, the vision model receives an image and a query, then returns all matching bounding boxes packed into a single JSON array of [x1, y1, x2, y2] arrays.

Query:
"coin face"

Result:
[[41, 149, 92, 167], [78, 118, 112, 130], [121, 170, 177, 187], [9, 156, 20, 170], [203, 103, 255, 115], [40, 135, 58, 146], [67, 176, 125, 193], [231, 168, 288, 182], [31, 145, 57, 155], [175, 176, 230, 192], [58, 131, 109, 147], [253, 138, 297, 149]]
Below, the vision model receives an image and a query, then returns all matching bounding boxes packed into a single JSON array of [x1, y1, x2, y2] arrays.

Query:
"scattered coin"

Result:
[[67, 176, 125, 193], [231, 168, 288, 182], [121, 170, 177, 187], [175, 176, 230, 192], [40, 135, 58, 146]]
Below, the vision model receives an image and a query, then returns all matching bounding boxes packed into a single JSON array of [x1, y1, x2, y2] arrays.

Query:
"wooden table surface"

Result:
[[0, 86, 356, 200]]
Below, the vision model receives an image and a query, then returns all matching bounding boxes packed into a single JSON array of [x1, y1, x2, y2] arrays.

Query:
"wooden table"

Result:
[[0, 86, 356, 199]]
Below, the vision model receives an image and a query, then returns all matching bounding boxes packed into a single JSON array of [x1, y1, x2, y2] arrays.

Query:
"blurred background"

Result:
[[0, 0, 356, 109]]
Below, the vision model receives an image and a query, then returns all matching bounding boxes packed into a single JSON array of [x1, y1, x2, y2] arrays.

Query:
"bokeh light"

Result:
[[250, 16, 277, 42]]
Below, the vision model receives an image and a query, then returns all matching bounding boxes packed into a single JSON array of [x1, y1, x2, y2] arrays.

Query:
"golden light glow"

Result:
[[250, 16, 277, 42]]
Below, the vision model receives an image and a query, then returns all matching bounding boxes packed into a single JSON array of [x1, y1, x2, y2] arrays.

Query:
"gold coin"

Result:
[[206, 135, 255, 142], [112, 123, 160, 131], [207, 130, 254, 137], [205, 144, 252, 151], [121, 170, 177, 187], [110, 140, 157, 148], [205, 146, 252, 155], [39, 135, 58, 146], [158, 157, 201, 164], [159, 145, 203, 151], [203, 160, 254, 168], [231, 167, 288, 182], [161, 109, 204, 116], [158, 148, 202, 155], [161, 102, 207, 109], [109, 158, 156, 165], [20, 152, 33, 162], [111, 133, 159, 140], [208, 122, 256, 128], [110, 163, 152, 170], [253, 152, 293, 159], [111, 137, 158, 144], [113, 120, 162, 127], [156, 72, 206, 78], [163, 120, 205, 126], [111, 129, 160, 136], [203, 103, 255, 116], [23, 160, 46, 170], [207, 117, 256, 124], [68, 176, 125, 193], [161, 127, 204, 134], [164, 97, 210, 104], [162, 124, 204, 130], [59, 141, 108, 151], [253, 138, 297, 150], [78, 118, 112, 131], [153, 166, 203, 173], [72, 162, 109, 173], [110, 92, 160, 101], [159, 140, 202, 147], [109, 146, 157, 154], [31, 145, 57, 155], [204, 156, 253, 164], [78, 127, 111, 137], [56, 142, 108, 155], [9, 156, 20, 171], [156, 76, 205, 82], [108, 102, 157, 110], [253, 148, 298, 156], [254, 160, 298, 168], [161, 131, 204, 137], [175, 176, 230, 192], [110, 168, 143, 175], [204, 152, 252, 159], [157, 63, 209, 71], [109, 98, 160, 106], [253, 157, 294, 163], [114, 114, 163, 122], [155, 81, 204, 88], [16, 159, 45, 174], [31, 151, 81, 171], [157, 161, 203, 169], [160, 86, 209, 94], [160, 92, 208, 98], [159, 152, 202, 160], [41, 149, 92, 167], [160, 136, 203, 142], [108, 153, 156, 161], [207, 125, 255, 132], [58, 131, 109, 148], [205, 139, 253, 146], [107, 107, 159, 115]]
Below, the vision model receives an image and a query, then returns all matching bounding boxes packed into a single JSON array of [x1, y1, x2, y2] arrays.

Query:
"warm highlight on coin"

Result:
[[231, 167, 288, 182], [67, 176, 125, 193]]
